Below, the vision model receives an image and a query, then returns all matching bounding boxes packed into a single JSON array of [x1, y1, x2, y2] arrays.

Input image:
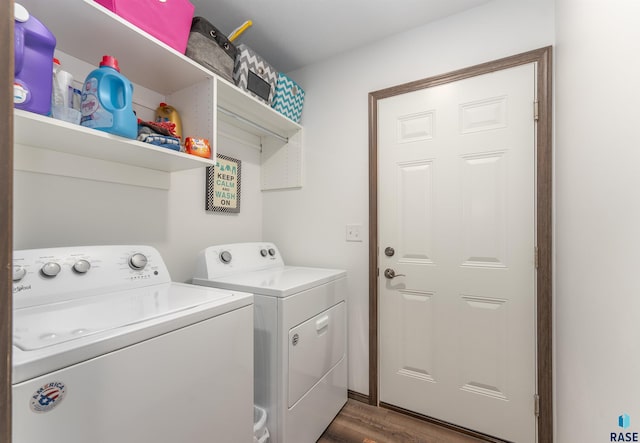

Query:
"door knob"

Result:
[[384, 268, 405, 279]]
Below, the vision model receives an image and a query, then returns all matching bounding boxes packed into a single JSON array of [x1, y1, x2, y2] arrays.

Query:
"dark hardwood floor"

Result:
[[318, 400, 486, 443]]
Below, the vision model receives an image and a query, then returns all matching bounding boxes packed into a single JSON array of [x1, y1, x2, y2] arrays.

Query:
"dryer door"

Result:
[[288, 301, 346, 407]]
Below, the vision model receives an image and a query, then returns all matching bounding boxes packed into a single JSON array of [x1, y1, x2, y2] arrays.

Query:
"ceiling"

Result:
[[191, 0, 491, 73]]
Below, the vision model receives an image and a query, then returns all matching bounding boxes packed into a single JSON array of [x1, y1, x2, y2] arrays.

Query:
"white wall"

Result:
[[555, 1, 640, 441], [13, 130, 263, 283], [264, 0, 555, 395]]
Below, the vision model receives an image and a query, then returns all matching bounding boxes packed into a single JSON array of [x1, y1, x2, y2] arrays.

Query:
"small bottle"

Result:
[[52, 58, 73, 108], [155, 103, 183, 142], [80, 55, 137, 139], [51, 58, 79, 123]]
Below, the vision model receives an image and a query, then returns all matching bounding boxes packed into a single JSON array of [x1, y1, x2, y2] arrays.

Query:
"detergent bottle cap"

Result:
[[15, 3, 29, 23], [53, 57, 60, 66], [99, 55, 120, 72]]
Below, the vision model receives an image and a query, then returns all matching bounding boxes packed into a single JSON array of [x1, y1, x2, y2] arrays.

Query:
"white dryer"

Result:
[[12, 245, 254, 443], [192, 242, 347, 443]]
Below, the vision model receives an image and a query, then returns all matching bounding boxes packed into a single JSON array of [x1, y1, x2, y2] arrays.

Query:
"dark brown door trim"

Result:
[[368, 46, 553, 443], [1, 1, 15, 442]]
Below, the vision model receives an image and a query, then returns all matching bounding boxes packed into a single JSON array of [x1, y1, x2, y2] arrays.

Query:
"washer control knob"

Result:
[[128, 253, 148, 270], [220, 250, 232, 264], [13, 265, 27, 282], [41, 262, 61, 278], [260, 249, 268, 257], [268, 248, 276, 256], [73, 259, 91, 274]]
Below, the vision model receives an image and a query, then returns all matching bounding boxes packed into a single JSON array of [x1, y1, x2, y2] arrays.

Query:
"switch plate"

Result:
[[346, 224, 363, 242]]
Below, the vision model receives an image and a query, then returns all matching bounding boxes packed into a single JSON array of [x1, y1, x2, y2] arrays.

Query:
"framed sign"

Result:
[[206, 154, 241, 213]]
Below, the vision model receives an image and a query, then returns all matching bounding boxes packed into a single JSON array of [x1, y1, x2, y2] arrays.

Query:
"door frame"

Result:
[[368, 46, 552, 442], [1, 0, 15, 442]]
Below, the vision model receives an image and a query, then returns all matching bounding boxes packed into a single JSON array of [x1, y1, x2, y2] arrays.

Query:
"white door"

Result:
[[378, 63, 537, 442]]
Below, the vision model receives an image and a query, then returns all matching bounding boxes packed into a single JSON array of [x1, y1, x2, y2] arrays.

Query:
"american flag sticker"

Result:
[[30, 381, 67, 413]]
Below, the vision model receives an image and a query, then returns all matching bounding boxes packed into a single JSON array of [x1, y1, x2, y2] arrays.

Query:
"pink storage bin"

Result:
[[94, 0, 194, 54]]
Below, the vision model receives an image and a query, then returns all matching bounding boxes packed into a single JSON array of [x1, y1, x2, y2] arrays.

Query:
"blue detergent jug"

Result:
[[80, 55, 137, 139]]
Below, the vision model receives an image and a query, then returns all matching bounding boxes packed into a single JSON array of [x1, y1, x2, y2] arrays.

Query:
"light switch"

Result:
[[346, 224, 363, 242]]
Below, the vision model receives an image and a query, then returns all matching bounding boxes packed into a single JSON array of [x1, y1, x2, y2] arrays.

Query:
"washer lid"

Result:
[[13, 283, 253, 383], [193, 266, 346, 297], [14, 283, 242, 351]]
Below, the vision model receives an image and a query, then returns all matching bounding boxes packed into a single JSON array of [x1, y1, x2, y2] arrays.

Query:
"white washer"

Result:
[[192, 242, 348, 443], [12, 245, 254, 443]]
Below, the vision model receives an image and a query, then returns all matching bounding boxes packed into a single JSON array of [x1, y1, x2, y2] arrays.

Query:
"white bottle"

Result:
[[51, 57, 78, 123]]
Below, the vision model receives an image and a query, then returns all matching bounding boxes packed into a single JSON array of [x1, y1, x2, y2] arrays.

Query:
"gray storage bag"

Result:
[[185, 17, 237, 83]]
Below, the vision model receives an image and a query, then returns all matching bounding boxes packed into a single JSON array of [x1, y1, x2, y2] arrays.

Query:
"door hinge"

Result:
[[535, 247, 539, 269], [377, 267, 379, 277], [534, 394, 540, 417], [534, 100, 539, 122]]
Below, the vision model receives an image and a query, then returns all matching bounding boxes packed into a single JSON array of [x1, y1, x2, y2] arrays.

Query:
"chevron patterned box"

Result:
[[233, 44, 277, 105], [271, 73, 305, 123]]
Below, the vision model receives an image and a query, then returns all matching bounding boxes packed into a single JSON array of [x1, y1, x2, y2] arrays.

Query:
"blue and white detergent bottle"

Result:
[[80, 55, 137, 139]]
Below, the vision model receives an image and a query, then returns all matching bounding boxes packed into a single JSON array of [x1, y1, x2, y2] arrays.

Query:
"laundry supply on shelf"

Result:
[[51, 58, 73, 109], [80, 55, 137, 139], [13, 3, 56, 116], [51, 58, 81, 124], [155, 103, 183, 142], [185, 137, 211, 158], [137, 119, 181, 151]]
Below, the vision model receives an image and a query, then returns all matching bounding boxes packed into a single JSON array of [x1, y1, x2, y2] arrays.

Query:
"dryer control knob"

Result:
[[260, 249, 268, 257], [41, 262, 61, 277], [128, 253, 148, 270], [13, 265, 26, 282], [220, 250, 232, 264], [268, 248, 276, 256], [73, 259, 91, 274]]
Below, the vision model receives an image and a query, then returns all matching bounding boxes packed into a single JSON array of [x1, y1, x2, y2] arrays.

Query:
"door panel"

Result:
[[378, 63, 537, 443], [396, 289, 435, 382], [461, 151, 507, 267], [397, 160, 434, 263]]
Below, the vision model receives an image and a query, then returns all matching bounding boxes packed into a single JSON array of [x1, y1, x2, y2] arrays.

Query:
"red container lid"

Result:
[[99, 55, 120, 72]]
